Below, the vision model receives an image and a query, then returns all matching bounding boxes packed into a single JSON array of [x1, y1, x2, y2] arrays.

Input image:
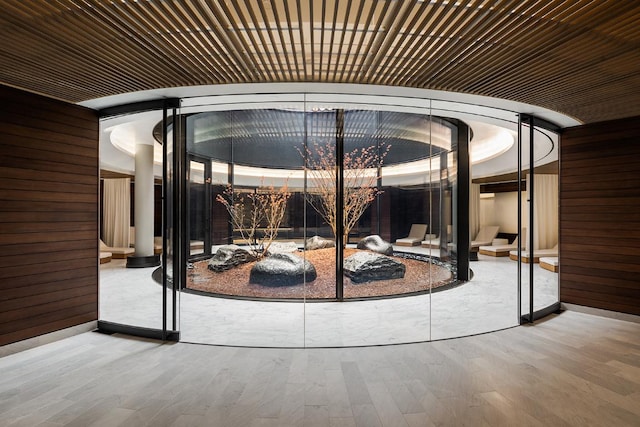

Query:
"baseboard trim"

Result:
[[97, 320, 180, 342], [0, 321, 98, 358], [561, 303, 640, 324]]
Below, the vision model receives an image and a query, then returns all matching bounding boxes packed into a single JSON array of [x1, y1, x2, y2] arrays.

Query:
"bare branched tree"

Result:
[[303, 143, 389, 245], [216, 182, 291, 259]]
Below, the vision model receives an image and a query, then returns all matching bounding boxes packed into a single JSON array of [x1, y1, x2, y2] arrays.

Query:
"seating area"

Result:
[[99, 239, 134, 259], [479, 228, 526, 257], [99, 251, 112, 264], [420, 225, 448, 249], [420, 235, 439, 249], [470, 225, 500, 249], [509, 244, 559, 263], [395, 224, 428, 247], [540, 257, 559, 272]]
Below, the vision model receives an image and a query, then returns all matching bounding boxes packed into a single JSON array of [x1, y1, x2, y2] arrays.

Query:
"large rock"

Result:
[[208, 245, 255, 272], [343, 252, 406, 284], [265, 241, 299, 256], [305, 235, 335, 250], [250, 253, 317, 287], [356, 235, 394, 255]]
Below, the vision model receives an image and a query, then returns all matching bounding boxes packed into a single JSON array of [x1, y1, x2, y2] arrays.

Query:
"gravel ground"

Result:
[[187, 248, 453, 299]]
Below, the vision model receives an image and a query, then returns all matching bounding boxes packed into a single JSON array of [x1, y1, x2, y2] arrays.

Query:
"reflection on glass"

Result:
[[530, 147, 560, 314], [164, 112, 177, 333], [517, 119, 561, 322], [181, 106, 306, 346], [304, 109, 338, 301], [99, 94, 563, 348], [431, 119, 522, 340], [180, 103, 461, 346]]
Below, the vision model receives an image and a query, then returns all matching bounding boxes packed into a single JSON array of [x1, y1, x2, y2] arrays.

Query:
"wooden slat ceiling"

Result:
[[1, 0, 639, 124]]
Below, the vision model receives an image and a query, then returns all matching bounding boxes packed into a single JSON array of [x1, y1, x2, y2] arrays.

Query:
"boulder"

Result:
[[265, 241, 299, 256], [208, 245, 255, 272], [305, 235, 335, 250], [343, 252, 406, 284], [356, 235, 393, 255], [250, 252, 317, 286]]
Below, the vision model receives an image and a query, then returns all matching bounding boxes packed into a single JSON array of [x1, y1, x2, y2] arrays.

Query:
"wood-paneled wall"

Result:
[[560, 116, 640, 316], [0, 85, 99, 346]]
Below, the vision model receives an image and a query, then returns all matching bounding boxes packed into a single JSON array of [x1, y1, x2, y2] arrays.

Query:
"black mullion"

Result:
[[529, 116, 535, 323], [174, 107, 184, 332], [376, 110, 381, 236], [336, 109, 344, 301], [205, 160, 212, 257], [517, 113, 522, 324], [161, 102, 168, 340], [455, 119, 470, 281]]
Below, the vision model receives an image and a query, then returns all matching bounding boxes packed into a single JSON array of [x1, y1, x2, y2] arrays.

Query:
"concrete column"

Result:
[[127, 142, 159, 267]]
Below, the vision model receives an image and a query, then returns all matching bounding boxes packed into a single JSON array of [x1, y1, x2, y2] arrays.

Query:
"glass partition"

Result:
[[533, 161, 560, 313], [164, 105, 179, 337], [304, 104, 443, 345], [520, 116, 561, 321], [432, 111, 520, 339], [179, 97, 307, 346], [177, 94, 465, 346], [99, 89, 564, 347], [99, 103, 178, 337]]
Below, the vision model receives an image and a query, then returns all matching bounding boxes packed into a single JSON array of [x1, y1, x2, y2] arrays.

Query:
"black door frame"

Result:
[[186, 154, 212, 262], [518, 113, 562, 324]]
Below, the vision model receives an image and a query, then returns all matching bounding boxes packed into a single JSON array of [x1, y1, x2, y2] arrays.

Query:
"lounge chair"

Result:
[[470, 225, 500, 249], [540, 257, 559, 272], [100, 239, 134, 259], [421, 225, 451, 249], [509, 244, 558, 263], [420, 235, 440, 249], [395, 224, 428, 247], [479, 228, 526, 257], [99, 251, 112, 264]]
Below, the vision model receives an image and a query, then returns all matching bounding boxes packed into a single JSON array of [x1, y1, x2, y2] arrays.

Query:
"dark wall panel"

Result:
[[0, 85, 99, 346], [560, 116, 640, 315]]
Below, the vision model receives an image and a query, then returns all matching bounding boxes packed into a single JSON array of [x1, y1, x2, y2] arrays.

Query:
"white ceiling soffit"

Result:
[[98, 85, 565, 181], [86, 83, 580, 128]]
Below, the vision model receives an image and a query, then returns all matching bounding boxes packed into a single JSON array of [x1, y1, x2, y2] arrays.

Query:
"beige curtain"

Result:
[[469, 183, 481, 239], [103, 178, 131, 247], [527, 174, 558, 250]]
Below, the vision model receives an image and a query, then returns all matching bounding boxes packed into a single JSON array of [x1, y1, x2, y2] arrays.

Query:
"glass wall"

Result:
[[519, 116, 561, 322], [176, 94, 461, 346], [98, 89, 561, 347], [99, 104, 179, 336]]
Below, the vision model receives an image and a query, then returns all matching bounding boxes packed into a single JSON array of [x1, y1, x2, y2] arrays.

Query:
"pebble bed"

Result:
[[187, 248, 454, 299]]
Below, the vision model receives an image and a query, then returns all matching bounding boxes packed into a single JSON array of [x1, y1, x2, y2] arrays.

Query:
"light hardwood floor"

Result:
[[1, 310, 639, 426]]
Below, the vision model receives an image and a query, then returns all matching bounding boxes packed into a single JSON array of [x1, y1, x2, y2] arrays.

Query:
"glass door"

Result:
[[304, 99, 435, 346], [99, 100, 179, 339], [518, 114, 532, 322], [518, 114, 561, 323], [163, 102, 180, 339], [179, 97, 307, 347]]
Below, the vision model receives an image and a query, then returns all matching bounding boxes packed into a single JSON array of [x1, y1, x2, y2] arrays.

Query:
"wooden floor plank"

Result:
[[1, 311, 640, 426]]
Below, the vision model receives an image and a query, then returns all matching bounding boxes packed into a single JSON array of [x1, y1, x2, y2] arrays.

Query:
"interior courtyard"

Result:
[[1, 1, 640, 425]]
